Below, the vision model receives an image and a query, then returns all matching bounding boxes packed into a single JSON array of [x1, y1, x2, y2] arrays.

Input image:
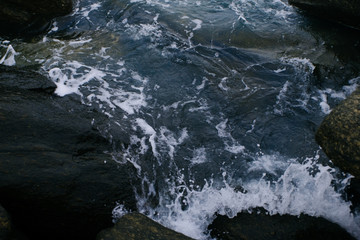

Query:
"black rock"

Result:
[[0, 204, 12, 240], [0, 0, 73, 35], [0, 66, 139, 240], [288, 0, 360, 29], [0, 65, 56, 93], [208, 208, 355, 240]]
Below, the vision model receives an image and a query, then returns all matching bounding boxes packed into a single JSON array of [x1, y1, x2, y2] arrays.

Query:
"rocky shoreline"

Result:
[[0, 0, 360, 239]]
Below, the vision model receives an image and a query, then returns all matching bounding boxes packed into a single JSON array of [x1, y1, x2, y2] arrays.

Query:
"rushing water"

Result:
[[1, 0, 360, 238]]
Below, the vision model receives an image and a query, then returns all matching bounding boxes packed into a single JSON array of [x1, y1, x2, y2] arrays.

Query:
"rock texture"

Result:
[[316, 88, 360, 178], [288, 0, 360, 29], [208, 209, 355, 240], [0, 0, 73, 35], [0, 65, 138, 240], [96, 213, 194, 240]]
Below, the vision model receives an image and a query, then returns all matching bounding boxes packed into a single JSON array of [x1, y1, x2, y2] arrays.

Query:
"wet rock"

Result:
[[96, 212, 195, 240], [0, 65, 56, 93], [0, 0, 73, 35], [315, 88, 360, 178], [288, 0, 360, 29], [0, 66, 138, 240], [208, 208, 355, 240]]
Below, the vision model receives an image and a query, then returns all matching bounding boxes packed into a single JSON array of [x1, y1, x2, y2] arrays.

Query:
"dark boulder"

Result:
[[208, 208, 355, 240], [0, 0, 73, 35], [288, 0, 360, 29], [0, 66, 138, 240], [96, 212, 195, 240], [0, 204, 12, 240], [316, 88, 360, 178]]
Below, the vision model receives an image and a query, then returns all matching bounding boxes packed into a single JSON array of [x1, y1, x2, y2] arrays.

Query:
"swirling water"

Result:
[[1, 0, 360, 238]]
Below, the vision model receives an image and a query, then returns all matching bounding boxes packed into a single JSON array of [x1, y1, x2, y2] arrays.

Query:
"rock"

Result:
[[208, 208, 355, 240], [315, 88, 360, 178], [96, 212, 195, 240], [0, 0, 73, 35], [288, 0, 360, 29], [0, 204, 12, 240], [0, 65, 56, 93], [0, 66, 139, 240]]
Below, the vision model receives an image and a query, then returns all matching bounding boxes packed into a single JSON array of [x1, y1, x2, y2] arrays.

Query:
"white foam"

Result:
[[196, 77, 207, 90], [136, 118, 156, 135], [280, 57, 315, 73], [68, 39, 92, 48], [135, 118, 158, 158], [82, 2, 101, 19], [216, 119, 245, 154], [274, 67, 286, 73], [112, 204, 130, 221], [158, 127, 188, 160], [190, 147, 207, 164], [48, 61, 106, 96], [192, 19, 203, 31], [248, 154, 295, 176], [218, 77, 229, 91], [112, 72, 148, 115], [245, 119, 256, 134], [319, 91, 331, 114], [149, 157, 359, 240], [317, 77, 360, 114]]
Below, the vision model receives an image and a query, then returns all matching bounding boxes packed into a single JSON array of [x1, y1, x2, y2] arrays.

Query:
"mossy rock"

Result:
[[316, 88, 360, 178], [97, 213, 194, 240]]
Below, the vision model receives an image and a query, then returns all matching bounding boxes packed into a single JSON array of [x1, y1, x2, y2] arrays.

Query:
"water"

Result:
[[1, 0, 360, 238]]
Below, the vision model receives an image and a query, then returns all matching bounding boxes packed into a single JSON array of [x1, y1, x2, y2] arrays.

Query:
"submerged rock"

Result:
[[0, 66, 138, 240], [96, 212, 194, 240], [288, 0, 360, 29], [208, 209, 355, 240], [0, 0, 73, 35], [316, 88, 360, 178]]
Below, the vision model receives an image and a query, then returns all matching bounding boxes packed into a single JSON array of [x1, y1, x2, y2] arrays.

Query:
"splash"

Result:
[[142, 156, 359, 240]]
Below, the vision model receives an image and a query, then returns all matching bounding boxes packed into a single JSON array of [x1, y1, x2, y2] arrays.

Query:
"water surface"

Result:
[[1, 0, 360, 238]]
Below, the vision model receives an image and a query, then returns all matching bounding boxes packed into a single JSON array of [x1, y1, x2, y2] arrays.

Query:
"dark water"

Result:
[[1, 0, 360, 238]]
